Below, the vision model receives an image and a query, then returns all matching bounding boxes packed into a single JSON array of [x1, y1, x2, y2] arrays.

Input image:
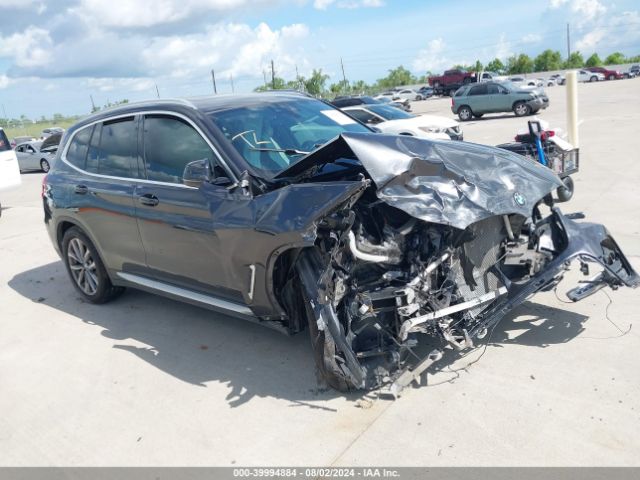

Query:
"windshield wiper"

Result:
[[248, 146, 309, 156]]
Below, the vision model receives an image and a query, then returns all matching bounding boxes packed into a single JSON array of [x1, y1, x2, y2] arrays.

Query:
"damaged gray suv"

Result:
[[43, 93, 639, 395]]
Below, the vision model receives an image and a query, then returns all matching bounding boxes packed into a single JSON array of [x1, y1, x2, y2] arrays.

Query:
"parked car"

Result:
[[577, 69, 604, 82], [14, 141, 56, 172], [42, 127, 65, 138], [428, 69, 476, 96], [451, 81, 549, 121], [550, 73, 565, 85], [394, 89, 425, 101], [375, 96, 412, 112], [341, 103, 462, 140], [478, 71, 508, 82], [331, 96, 381, 108], [373, 91, 398, 101], [586, 66, 623, 80], [10, 135, 36, 148], [508, 76, 526, 85], [629, 65, 640, 76], [417, 86, 434, 98], [0, 128, 21, 216], [42, 93, 639, 393]]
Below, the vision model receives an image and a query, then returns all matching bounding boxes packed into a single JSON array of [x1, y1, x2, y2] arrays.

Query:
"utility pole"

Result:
[[230, 73, 235, 93], [271, 59, 276, 90], [89, 95, 96, 112], [1, 104, 7, 121], [155, 84, 160, 98], [340, 57, 347, 89], [566, 23, 571, 60], [211, 69, 218, 94]]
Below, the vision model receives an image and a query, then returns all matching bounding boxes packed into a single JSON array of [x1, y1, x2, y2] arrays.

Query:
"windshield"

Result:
[[209, 98, 370, 177], [366, 104, 413, 120]]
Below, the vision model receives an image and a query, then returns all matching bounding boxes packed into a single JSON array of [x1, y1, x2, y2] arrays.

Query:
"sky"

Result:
[[1, 0, 639, 118]]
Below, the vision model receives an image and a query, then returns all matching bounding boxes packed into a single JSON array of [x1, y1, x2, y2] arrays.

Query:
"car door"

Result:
[[134, 113, 246, 303], [489, 83, 512, 112], [62, 117, 147, 274], [466, 83, 488, 113]]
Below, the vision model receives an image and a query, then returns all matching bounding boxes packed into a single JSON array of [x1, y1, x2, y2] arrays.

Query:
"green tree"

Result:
[[563, 51, 584, 69], [376, 66, 417, 89], [604, 52, 626, 65], [351, 80, 370, 95], [585, 53, 602, 67], [506, 54, 534, 74], [52, 113, 64, 123], [485, 58, 505, 73], [329, 79, 350, 95], [534, 49, 563, 72], [254, 77, 287, 91], [304, 69, 330, 95]]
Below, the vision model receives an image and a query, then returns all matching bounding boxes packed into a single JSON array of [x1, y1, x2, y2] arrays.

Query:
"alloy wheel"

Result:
[[67, 237, 99, 295]]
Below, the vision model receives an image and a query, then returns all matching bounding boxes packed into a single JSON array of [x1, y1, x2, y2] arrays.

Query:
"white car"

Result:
[[479, 71, 508, 82], [373, 91, 399, 101], [394, 89, 425, 101], [342, 104, 462, 141], [14, 141, 56, 172], [0, 128, 21, 217], [577, 69, 605, 82]]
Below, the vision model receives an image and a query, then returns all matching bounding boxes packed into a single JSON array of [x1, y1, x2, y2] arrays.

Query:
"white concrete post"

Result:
[[566, 70, 579, 148]]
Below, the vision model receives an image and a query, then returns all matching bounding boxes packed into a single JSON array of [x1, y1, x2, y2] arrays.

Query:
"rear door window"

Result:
[[85, 117, 138, 177], [142, 115, 215, 184], [346, 108, 378, 124], [66, 126, 94, 169], [469, 84, 488, 96]]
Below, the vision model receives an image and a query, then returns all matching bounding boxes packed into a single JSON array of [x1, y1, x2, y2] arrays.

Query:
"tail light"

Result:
[[41, 174, 48, 199]]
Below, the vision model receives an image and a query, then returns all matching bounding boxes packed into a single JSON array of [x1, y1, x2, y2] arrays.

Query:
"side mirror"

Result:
[[182, 159, 211, 188]]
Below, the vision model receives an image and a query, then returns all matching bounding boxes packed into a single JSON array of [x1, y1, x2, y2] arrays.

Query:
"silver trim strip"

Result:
[[60, 110, 238, 187], [248, 264, 256, 301], [116, 272, 253, 316]]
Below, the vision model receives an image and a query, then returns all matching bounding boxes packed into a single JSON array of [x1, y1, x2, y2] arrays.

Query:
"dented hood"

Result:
[[275, 132, 563, 230]]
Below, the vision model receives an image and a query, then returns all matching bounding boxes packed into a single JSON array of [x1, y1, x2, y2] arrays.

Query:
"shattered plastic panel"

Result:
[[276, 132, 563, 230]]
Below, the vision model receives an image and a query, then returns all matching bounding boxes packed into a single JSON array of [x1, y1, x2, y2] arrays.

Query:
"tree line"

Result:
[[255, 50, 640, 97]]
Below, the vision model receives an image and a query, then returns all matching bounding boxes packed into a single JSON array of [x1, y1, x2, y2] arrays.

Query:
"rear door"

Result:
[[467, 83, 488, 112], [62, 117, 147, 273], [0, 129, 20, 192], [134, 113, 246, 303]]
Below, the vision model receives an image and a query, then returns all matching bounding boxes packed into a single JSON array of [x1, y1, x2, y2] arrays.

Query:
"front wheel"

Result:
[[458, 106, 472, 121], [40, 159, 50, 173], [62, 227, 124, 303], [513, 101, 531, 117], [590, 76, 598, 82], [556, 176, 575, 202]]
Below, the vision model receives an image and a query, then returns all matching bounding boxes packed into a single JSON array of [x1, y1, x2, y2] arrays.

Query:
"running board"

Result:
[[116, 272, 254, 317]]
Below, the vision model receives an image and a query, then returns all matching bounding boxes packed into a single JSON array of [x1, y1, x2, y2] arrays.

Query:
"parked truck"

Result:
[[428, 69, 477, 96]]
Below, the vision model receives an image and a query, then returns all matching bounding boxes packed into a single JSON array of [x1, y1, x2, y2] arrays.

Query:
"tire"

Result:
[[40, 159, 50, 173], [513, 101, 531, 117], [448, 88, 457, 97], [416, 95, 423, 101], [457, 106, 472, 121], [62, 227, 124, 303], [556, 176, 575, 202], [608, 74, 615, 80], [590, 76, 597, 82]]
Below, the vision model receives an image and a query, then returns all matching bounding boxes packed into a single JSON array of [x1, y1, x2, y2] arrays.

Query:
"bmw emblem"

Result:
[[513, 192, 526, 206]]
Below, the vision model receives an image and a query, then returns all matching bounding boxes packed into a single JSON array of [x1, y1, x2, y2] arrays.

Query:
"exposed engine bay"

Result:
[[273, 133, 639, 395]]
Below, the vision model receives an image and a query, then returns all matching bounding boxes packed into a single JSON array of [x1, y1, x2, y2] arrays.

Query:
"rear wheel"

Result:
[[556, 176, 575, 202], [513, 101, 531, 117], [458, 106, 472, 121], [590, 76, 598, 82], [608, 74, 615, 80], [40, 159, 50, 173], [62, 227, 124, 303]]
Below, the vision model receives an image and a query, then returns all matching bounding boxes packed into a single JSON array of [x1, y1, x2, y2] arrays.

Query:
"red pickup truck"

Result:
[[428, 69, 477, 96], [586, 67, 623, 80]]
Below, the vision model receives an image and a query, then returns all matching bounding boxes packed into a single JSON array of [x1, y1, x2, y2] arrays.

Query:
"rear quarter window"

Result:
[[0, 130, 9, 151], [65, 126, 94, 169]]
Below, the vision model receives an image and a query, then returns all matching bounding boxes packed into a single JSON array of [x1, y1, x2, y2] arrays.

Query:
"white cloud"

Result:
[[0, 74, 12, 89], [521, 33, 542, 44], [73, 0, 275, 28], [549, 0, 606, 21], [87, 78, 156, 93], [575, 29, 606, 50], [412, 38, 451, 73], [313, 0, 384, 9], [575, 10, 640, 52], [0, 26, 53, 68]]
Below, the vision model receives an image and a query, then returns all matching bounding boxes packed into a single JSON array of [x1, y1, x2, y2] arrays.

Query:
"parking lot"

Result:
[[1, 78, 639, 466]]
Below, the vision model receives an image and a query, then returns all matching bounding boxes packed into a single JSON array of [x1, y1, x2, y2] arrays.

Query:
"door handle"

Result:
[[74, 185, 89, 194], [138, 193, 159, 207]]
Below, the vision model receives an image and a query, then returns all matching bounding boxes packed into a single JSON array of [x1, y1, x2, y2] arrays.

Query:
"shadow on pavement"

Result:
[[9, 262, 588, 407]]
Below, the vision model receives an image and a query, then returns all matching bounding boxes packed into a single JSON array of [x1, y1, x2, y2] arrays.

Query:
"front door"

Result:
[[134, 113, 246, 303]]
